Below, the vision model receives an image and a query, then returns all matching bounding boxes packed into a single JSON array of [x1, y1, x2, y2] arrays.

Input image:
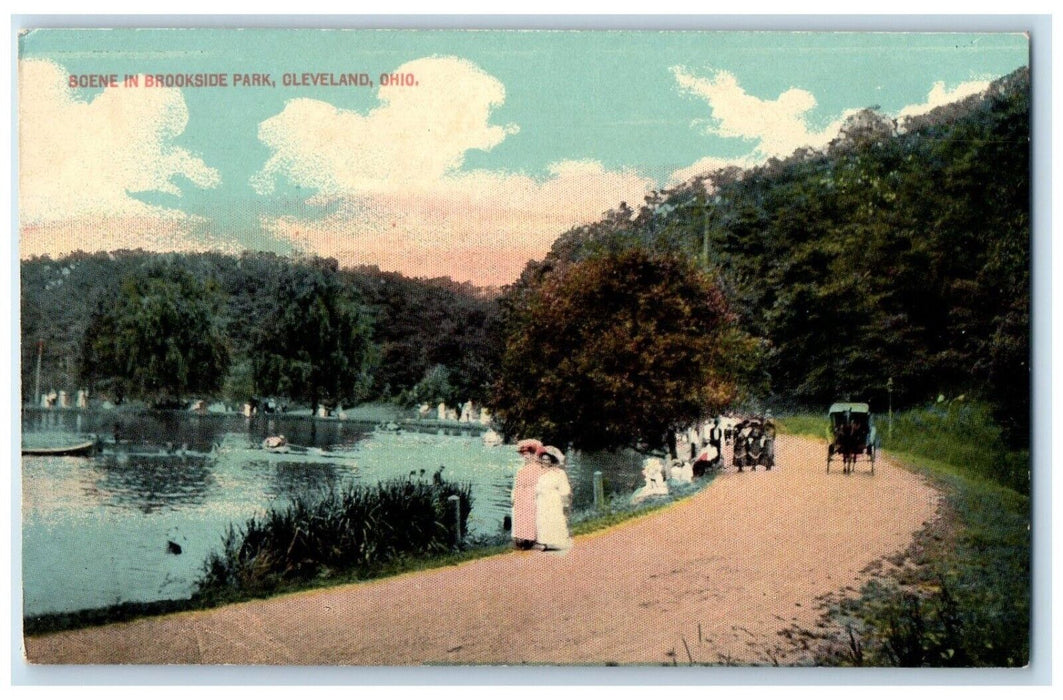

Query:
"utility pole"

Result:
[[886, 376, 893, 439], [34, 340, 43, 407], [702, 199, 710, 269], [677, 191, 715, 269]]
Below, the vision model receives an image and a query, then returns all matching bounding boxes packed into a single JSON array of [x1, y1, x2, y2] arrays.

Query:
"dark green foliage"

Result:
[[22, 250, 500, 408], [195, 477, 472, 599], [78, 261, 229, 406], [22, 251, 143, 402], [341, 268, 503, 406], [491, 249, 747, 452], [250, 261, 373, 410]]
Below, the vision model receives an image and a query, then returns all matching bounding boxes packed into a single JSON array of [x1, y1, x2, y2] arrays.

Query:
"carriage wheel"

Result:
[[869, 445, 875, 474]]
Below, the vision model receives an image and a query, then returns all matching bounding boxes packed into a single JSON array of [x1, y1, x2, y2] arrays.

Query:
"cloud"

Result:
[[672, 66, 854, 162], [18, 59, 220, 256], [253, 56, 518, 198], [252, 56, 653, 285], [668, 68, 991, 185], [263, 160, 652, 287], [896, 80, 991, 121]]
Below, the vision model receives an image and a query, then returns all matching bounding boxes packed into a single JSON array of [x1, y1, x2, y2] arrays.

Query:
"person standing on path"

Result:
[[511, 439, 544, 550], [535, 445, 573, 552]]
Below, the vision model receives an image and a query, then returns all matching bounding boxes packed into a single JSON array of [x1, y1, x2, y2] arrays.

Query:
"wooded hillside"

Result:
[[520, 67, 1029, 445]]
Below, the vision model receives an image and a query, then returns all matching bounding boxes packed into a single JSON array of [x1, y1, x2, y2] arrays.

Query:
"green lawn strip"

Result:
[[777, 414, 1030, 667], [570, 479, 712, 537], [773, 414, 827, 440], [25, 474, 714, 637]]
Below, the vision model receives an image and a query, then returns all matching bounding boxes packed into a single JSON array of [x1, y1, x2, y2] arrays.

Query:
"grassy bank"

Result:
[[777, 403, 1030, 667], [193, 477, 474, 604], [25, 467, 715, 637]]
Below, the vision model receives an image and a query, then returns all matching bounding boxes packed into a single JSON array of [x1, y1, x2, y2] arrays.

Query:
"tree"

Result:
[[79, 263, 229, 406], [250, 264, 373, 410], [490, 249, 742, 452]]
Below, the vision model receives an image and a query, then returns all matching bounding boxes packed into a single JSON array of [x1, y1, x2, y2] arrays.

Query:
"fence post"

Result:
[[447, 494, 462, 547], [593, 471, 604, 510]]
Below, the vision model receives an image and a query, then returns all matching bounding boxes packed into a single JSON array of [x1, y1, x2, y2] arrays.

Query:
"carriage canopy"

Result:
[[828, 402, 870, 416]]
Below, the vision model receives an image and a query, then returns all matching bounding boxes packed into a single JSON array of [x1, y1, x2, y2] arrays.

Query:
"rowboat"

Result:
[[22, 440, 97, 457]]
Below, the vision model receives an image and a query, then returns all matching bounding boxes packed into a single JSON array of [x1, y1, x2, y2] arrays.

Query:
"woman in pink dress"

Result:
[[510, 439, 543, 550]]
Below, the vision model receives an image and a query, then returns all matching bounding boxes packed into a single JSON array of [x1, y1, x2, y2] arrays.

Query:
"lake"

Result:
[[21, 408, 646, 616]]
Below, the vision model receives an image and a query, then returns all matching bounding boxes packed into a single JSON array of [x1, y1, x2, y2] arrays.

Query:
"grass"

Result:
[[777, 402, 1030, 667], [773, 414, 825, 440], [570, 479, 709, 536]]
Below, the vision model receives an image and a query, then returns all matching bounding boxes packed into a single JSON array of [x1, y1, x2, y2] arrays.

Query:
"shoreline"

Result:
[[24, 435, 942, 665], [22, 473, 712, 637]]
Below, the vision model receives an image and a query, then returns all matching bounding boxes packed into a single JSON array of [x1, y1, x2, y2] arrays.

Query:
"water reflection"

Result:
[[261, 460, 345, 502], [91, 454, 216, 513]]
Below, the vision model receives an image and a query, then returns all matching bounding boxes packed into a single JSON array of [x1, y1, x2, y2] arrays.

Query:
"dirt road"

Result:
[[24, 435, 940, 665]]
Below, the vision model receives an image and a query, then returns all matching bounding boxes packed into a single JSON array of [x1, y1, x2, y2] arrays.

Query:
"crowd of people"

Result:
[[671, 412, 778, 476], [727, 414, 777, 472]]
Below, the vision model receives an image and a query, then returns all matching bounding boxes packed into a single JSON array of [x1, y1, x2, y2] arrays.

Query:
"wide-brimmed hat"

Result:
[[517, 438, 543, 455], [537, 445, 566, 466]]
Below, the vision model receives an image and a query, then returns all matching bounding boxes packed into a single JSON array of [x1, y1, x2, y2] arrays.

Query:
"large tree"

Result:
[[250, 263, 373, 410], [490, 249, 743, 452], [79, 263, 229, 405]]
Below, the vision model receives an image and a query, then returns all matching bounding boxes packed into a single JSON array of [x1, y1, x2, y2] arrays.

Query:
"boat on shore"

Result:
[[22, 440, 97, 457]]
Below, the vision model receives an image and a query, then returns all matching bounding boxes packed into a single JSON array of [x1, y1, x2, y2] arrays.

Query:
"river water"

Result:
[[21, 409, 645, 617]]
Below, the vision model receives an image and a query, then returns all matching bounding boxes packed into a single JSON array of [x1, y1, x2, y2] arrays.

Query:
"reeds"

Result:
[[195, 476, 472, 599]]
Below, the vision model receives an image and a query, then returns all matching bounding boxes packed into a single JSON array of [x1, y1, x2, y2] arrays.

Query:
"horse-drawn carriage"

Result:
[[826, 402, 878, 474]]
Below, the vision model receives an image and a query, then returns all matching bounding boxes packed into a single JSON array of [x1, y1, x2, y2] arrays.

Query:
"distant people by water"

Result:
[[632, 456, 669, 504], [666, 458, 693, 484], [534, 445, 573, 553], [511, 439, 543, 550], [262, 434, 287, 451], [459, 400, 475, 423]]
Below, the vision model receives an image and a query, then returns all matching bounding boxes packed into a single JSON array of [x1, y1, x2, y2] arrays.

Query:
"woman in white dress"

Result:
[[535, 445, 573, 551]]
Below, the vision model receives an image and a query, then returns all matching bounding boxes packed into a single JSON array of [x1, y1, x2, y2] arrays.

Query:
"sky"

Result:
[[17, 29, 1030, 286]]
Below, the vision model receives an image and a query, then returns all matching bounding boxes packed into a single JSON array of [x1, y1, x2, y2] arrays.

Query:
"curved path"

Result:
[[25, 435, 940, 665]]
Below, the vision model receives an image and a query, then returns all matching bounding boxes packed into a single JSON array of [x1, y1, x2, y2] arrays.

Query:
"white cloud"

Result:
[[252, 56, 518, 198], [668, 68, 992, 185], [18, 59, 220, 256], [896, 80, 990, 121], [672, 66, 854, 162], [252, 56, 653, 285]]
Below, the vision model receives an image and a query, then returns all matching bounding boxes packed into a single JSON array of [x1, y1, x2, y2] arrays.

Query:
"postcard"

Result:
[[16, 25, 1033, 669]]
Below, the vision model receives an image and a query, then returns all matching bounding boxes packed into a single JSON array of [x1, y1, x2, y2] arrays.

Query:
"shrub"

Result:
[[195, 477, 472, 600]]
